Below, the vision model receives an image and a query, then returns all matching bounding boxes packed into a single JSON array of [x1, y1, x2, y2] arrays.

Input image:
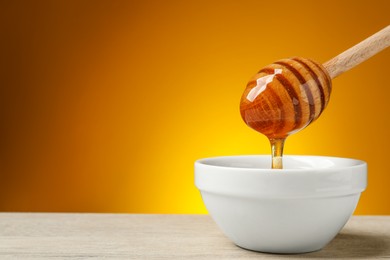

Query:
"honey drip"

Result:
[[270, 138, 285, 169]]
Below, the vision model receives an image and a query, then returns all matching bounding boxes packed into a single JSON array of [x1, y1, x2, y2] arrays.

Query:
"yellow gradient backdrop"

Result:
[[1, 0, 389, 214]]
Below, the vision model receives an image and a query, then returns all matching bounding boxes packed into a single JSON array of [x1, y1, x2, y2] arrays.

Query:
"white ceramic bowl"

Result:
[[195, 155, 367, 254]]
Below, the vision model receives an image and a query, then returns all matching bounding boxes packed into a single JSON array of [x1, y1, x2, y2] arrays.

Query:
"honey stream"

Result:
[[269, 138, 285, 169]]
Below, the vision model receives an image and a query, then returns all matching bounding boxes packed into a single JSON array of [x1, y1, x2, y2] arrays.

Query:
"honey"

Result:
[[240, 57, 332, 169]]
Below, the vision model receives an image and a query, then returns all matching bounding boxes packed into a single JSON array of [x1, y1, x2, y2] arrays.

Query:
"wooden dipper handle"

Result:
[[323, 25, 390, 79]]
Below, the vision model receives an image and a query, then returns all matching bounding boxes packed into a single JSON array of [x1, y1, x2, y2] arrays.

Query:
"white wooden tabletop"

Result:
[[0, 214, 389, 259]]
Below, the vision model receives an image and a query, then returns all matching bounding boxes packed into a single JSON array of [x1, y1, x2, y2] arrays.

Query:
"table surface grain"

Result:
[[0, 214, 389, 259]]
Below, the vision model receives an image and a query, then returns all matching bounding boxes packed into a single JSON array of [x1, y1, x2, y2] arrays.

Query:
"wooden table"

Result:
[[0, 214, 389, 259]]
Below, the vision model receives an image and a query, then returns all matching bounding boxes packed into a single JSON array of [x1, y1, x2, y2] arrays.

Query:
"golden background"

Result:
[[1, 0, 389, 214]]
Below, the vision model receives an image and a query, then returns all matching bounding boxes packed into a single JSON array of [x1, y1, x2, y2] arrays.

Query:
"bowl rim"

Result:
[[195, 155, 367, 198], [195, 154, 366, 173]]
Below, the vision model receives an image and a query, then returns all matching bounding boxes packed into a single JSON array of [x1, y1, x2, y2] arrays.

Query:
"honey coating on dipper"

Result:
[[240, 57, 332, 169]]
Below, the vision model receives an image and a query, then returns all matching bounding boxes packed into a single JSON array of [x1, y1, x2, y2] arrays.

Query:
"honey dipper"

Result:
[[240, 25, 390, 169]]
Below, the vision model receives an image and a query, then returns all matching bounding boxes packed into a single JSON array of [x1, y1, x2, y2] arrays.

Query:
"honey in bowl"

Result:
[[240, 57, 332, 169]]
